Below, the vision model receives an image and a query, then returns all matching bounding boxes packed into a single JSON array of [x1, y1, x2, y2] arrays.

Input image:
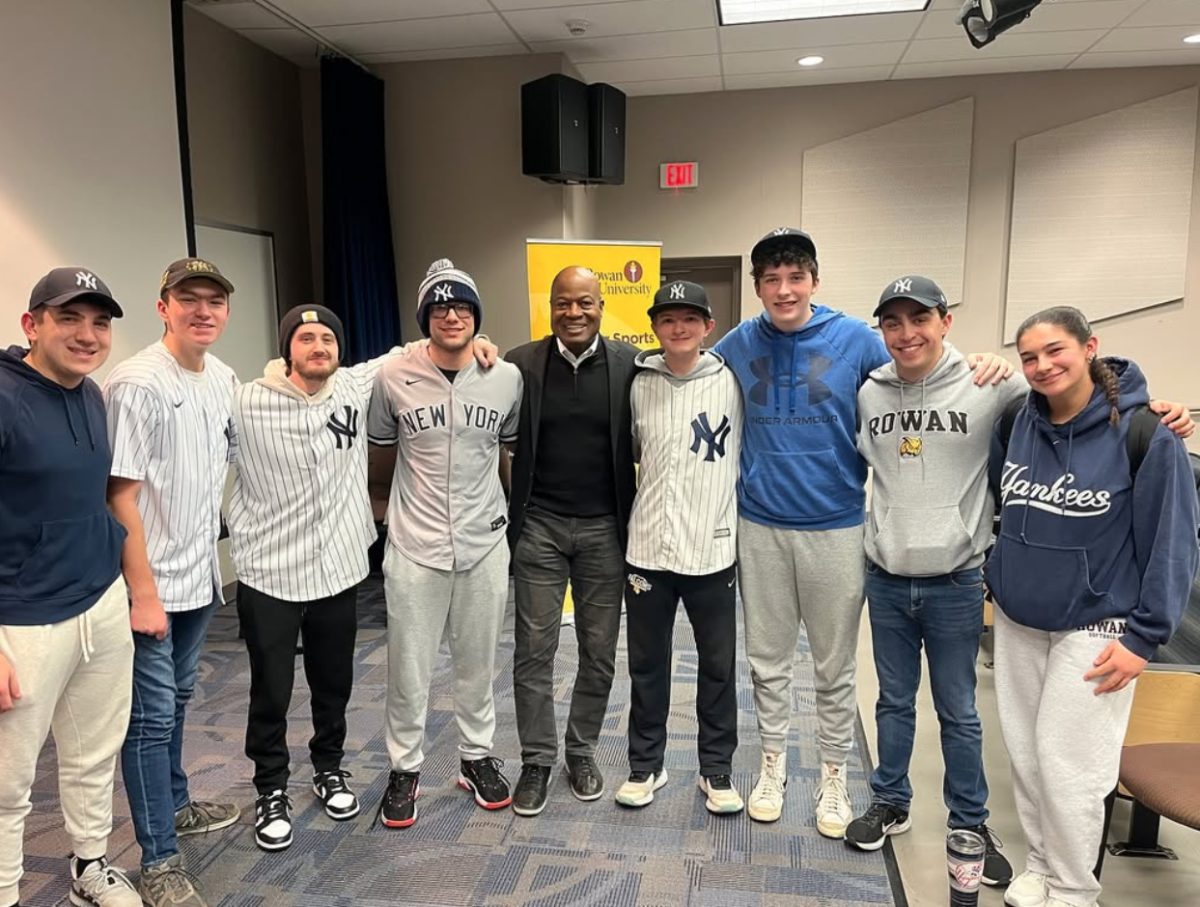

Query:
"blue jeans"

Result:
[[122, 597, 218, 868], [865, 562, 988, 828]]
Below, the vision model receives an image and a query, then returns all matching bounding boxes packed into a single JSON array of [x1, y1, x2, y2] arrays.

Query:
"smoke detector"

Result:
[[566, 19, 589, 37]]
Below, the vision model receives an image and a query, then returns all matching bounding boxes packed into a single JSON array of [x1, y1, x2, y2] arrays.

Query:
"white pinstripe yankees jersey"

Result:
[[367, 347, 522, 572], [104, 341, 238, 611], [626, 350, 743, 575], [226, 346, 411, 602]]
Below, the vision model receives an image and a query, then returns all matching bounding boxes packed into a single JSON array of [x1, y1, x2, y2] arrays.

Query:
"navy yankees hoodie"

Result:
[[0, 346, 126, 625], [986, 358, 1199, 659]]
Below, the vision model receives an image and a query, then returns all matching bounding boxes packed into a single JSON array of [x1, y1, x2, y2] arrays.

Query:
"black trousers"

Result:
[[624, 563, 738, 776], [237, 582, 359, 795]]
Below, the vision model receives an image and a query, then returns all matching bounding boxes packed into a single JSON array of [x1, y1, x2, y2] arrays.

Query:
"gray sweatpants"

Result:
[[738, 518, 865, 765], [994, 608, 1136, 907], [383, 542, 510, 772]]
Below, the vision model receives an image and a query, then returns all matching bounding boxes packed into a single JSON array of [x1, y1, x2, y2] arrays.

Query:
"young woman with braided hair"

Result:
[[986, 305, 1199, 907]]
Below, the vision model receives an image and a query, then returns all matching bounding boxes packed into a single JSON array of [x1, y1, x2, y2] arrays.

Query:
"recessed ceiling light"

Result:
[[719, 0, 929, 26], [798, 55, 825, 66], [1184, 34, 1200, 45]]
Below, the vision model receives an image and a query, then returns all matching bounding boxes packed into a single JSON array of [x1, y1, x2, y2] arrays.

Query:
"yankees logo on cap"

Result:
[[27, 266, 124, 317], [872, 274, 949, 318], [416, 258, 483, 337], [647, 280, 713, 320], [751, 227, 817, 266]]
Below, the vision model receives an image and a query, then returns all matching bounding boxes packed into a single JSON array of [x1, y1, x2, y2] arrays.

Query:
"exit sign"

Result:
[[660, 162, 699, 189]]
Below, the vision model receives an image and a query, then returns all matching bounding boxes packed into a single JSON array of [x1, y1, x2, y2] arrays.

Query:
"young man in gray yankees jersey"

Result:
[[367, 260, 522, 828], [227, 304, 498, 851], [104, 259, 241, 907], [617, 281, 745, 815]]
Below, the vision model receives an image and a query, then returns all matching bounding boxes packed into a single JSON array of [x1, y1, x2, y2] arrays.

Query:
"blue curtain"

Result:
[[321, 56, 401, 363]]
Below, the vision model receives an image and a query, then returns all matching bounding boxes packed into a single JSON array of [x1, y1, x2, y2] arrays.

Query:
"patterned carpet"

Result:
[[23, 577, 902, 907]]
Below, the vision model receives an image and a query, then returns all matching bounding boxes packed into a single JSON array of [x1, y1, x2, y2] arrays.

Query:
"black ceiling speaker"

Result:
[[588, 82, 625, 186], [521, 74, 589, 184]]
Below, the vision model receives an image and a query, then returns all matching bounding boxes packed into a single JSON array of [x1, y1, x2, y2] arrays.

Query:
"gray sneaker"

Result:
[[137, 854, 207, 907], [174, 800, 240, 836]]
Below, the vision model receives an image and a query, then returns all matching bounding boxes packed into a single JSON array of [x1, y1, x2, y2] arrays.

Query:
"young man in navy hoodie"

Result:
[[0, 269, 140, 907]]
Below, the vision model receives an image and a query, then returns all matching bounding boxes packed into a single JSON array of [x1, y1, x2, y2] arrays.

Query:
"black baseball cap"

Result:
[[159, 258, 235, 296], [28, 267, 123, 317], [751, 227, 817, 266], [648, 281, 713, 320], [873, 275, 949, 318]]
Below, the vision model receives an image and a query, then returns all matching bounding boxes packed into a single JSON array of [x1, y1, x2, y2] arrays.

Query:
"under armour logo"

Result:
[[433, 283, 453, 302], [327, 405, 359, 450], [669, 282, 686, 300], [893, 278, 913, 294], [75, 271, 97, 290], [690, 412, 732, 462], [749, 353, 833, 407]]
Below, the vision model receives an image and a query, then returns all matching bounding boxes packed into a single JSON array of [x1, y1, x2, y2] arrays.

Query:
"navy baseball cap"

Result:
[[751, 227, 817, 266], [648, 280, 713, 320], [28, 267, 123, 317], [873, 275, 949, 318]]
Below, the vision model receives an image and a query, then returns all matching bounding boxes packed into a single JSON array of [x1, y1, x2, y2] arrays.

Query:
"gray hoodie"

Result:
[[857, 342, 1027, 576]]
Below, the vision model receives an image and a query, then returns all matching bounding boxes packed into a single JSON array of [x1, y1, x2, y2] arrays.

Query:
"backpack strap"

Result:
[[1126, 405, 1160, 480], [998, 396, 1024, 453]]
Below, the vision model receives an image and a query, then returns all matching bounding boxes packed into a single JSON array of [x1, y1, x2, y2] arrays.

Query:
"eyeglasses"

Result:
[[429, 302, 474, 319]]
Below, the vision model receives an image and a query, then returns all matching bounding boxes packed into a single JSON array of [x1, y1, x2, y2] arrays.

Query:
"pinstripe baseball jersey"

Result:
[[104, 341, 238, 611], [367, 347, 522, 571], [626, 350, 743, 575], [225, 346, 412, 602]]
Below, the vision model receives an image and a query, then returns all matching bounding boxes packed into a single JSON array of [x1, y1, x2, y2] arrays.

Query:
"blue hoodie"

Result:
[[715, 307, 889, 530], [986, 358, 1199, 660], [0, 345, 126, 625]]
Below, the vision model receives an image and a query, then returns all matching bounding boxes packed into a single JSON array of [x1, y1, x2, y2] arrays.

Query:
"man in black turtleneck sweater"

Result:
[[504, 266, 638, 817]]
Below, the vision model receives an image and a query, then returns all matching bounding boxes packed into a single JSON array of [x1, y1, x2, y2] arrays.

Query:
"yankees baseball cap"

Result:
[[751, 227, 817, 266], [647, 280, 713, 320], [28, 267, 124, 317], [873, 275, 948, 318], [279, 305, 346, 364], [160, 258, 235, 296]]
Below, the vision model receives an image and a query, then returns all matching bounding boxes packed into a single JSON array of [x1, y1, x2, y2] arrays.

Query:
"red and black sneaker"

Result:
[[458, 757, 512, 809], [378, 770, 419, 828]]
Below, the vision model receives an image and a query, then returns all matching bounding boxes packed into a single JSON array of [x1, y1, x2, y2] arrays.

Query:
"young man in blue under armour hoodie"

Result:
[[713, 231, 1014, 836], [0, 268, 140, 907]]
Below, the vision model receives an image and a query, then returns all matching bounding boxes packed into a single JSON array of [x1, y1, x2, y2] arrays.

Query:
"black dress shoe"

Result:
[[565, 754, 604, 801], [512, 764, 552, 817]]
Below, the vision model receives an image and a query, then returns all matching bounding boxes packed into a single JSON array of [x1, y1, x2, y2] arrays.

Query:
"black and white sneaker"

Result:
[[965, 824, 1013, 887], [459, 757, 512, 809], [845, 802, 911, 851], [378, 770, 420, 828], [254, 790, 293, 851], [313, 769, 360, 820]]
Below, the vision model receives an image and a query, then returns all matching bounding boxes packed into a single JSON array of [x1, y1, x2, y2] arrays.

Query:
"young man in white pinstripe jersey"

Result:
[[617, 281, 745, 814], [104, 259, 241, 907]]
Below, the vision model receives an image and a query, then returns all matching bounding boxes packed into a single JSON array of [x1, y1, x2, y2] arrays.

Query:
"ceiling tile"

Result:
[[492, 0, 633, 8], [268, 0, 491, 27], [1071, 47, 1200, 67], [1091, 24, 1200, 51], [504, 0, 716, 43], [317, 13, 516, 54], [531, 27, 719, 61], [576, 54, 721, 81], [915, 0, 1143, 40], [718, 11, 923, 51], [725, 65, 896, 89], [1122, 0, 1200, 28], [723, 40, 908, 73], [892, 53, 1076, 79], [903, 28, 1108, 62], [613, 75, 724, 95], [186, 1, 285, 29], [238, 27, 322, 58], [359, 43, 530, 63]]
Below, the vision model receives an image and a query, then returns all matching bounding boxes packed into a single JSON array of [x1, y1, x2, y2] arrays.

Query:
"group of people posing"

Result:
[[1, 227, 1197, 907]]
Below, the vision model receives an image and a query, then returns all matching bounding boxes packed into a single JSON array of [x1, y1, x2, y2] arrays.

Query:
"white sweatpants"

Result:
[[0, 578, 133, 907], [383, 542, 510, 772], [994, 607, 1136, 907]]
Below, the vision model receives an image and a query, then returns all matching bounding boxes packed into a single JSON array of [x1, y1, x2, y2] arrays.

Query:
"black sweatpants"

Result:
[[237, 582, 359, 795], [624, 563, 738, 776]]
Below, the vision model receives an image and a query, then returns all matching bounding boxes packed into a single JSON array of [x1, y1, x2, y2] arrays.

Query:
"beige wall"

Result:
[[184, 6, 312, 316], [590, 66, 1200, 412]]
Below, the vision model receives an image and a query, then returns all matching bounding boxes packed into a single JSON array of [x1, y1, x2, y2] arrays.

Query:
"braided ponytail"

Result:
[[1088, 356, 1121, 427], [1016, 305, 1119, 427]]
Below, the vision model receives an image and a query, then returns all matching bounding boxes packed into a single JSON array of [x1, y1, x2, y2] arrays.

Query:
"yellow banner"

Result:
[[526, 239, 662, 348]]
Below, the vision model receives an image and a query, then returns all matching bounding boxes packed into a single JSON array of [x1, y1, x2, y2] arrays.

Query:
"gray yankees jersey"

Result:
[[367, 348, 522, 571], [105, 342, 238, 611], [626, 350, 743, 576]]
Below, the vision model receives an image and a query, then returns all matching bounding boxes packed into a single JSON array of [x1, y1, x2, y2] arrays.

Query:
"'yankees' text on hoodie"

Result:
[[986, 358, 1199, 660], [715, 307, 889, 530], [0, 346, 126, 624], [858, 342, 1027, 576]]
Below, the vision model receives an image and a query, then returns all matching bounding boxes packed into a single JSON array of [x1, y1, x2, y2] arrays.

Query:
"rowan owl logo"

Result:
[[899, 436, 923, 458]]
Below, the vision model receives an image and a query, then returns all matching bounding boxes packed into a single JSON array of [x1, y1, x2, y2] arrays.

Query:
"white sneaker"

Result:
[[698, 775, 744, 814], [748, 751, 788, 822], [615, 769, 668, 807], [70, 855, 141, 907], [814, 762, 853, 839], [1004, 871, 1049, 907]]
